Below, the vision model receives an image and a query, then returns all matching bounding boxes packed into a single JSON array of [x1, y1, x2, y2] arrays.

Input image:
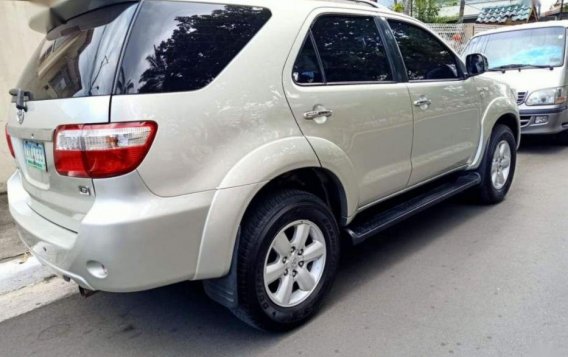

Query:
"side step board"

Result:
[[345, 172, 481, 245]]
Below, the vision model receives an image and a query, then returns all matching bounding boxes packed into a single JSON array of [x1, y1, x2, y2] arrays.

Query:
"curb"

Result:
[[0, 277, 77, 323], [0, 254, 53, 295], [0, 255, 78, 323]]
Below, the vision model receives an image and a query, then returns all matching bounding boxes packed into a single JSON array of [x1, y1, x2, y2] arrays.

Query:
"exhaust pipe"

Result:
[[78, 286, 98, 298]]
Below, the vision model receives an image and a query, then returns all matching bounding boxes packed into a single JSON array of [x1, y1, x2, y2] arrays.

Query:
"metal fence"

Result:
[[471, 23, 504, 34], [426, 23, 468, 53], [425, 23, 504, 53]]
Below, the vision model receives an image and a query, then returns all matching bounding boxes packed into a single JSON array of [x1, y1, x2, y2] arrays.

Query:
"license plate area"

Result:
[[23, 140, 47, 172]]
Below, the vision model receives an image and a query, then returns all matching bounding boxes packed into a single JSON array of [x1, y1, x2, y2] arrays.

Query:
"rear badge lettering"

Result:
[[78, 186, 91, 196]]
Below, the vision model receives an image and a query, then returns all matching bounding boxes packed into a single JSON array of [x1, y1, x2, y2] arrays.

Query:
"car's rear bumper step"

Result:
[[345, 172, 481, 245]]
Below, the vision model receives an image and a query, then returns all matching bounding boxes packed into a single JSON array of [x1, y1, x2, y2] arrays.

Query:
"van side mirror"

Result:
[[466, 53, 489, 77]]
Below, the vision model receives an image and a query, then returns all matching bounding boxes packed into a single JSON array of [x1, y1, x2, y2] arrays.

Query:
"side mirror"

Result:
[[466, 53, 489, 76]]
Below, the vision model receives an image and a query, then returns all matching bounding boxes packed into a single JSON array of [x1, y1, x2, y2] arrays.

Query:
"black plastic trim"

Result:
[[345, 172, 481, 245], [309, 30, 327, 84], [376, 16, 408, 83], [520, 106, 568, 115], [203, 230, 241, 309]]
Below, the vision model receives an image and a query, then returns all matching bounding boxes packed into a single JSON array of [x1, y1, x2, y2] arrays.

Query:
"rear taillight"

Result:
[[5, 125, 15, 158], [54, 122, 157, 178]]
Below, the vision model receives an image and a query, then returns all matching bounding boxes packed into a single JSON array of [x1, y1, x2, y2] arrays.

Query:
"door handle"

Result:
[[304, 105, 333, 124], [413, 96, 432, 109]]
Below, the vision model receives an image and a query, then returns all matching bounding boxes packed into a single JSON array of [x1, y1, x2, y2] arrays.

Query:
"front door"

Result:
[[283, 12, 414, 207], [387, 19, 482, 186]]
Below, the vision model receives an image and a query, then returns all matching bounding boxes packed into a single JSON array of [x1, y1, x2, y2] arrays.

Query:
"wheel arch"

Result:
[[195, 135, 355, 281], [200, 167, 350, 309], [470, 95, 520, 169], [495, 112, 521, 148], [245, 167, 350, 226]]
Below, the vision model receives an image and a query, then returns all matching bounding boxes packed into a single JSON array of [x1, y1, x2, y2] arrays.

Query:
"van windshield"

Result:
[[463, 27, 567, 70], [16, 3, 138, 101]]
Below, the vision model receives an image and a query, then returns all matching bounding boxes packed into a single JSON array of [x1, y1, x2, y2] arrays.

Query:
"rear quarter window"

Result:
[[116, 2, 271, 95]]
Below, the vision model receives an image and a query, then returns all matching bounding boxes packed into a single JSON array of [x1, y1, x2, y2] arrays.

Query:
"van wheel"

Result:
[[558, 130, 568, 145], [232, 189, 340, 331], [475, 124, 517, 204]]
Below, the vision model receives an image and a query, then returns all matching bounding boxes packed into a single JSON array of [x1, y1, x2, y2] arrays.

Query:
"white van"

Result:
[[463, 21, 568, 135]]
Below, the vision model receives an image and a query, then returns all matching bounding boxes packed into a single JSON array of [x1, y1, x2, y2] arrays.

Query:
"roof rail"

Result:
[[344, 0, 385, 9]]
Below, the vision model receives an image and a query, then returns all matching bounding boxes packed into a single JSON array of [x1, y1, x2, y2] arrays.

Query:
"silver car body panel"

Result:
[[404, 79, 482, 185], [283, 7, 414, 209], [6, 96, 110, 232], [9, 170, 215, 291]]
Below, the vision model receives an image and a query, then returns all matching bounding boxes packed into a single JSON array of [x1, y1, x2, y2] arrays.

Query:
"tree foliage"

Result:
[[137, 6, 269, 94], [392, 2, 405, 13], [412, 0, 441, 23]]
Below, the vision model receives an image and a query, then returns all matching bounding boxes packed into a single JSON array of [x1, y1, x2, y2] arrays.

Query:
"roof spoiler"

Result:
[[29, 0, 137, 34]]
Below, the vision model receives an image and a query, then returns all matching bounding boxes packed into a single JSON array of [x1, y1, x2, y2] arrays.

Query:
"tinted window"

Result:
[[293, 36, 323, 84], [117, 2, 271, 94], [16, 3, 137, 101], [311, 16, 392, 83], [388, 20, 459, 81]]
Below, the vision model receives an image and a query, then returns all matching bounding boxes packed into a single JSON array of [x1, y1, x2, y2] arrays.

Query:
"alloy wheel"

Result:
[[263, 220, 327, 308], [491, 140, 512, 190]]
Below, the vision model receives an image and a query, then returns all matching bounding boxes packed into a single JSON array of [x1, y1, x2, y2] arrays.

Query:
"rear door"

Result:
[[386, 19, 482, 186], [5, 3, 137, 231], [284, 10, 414, 208]]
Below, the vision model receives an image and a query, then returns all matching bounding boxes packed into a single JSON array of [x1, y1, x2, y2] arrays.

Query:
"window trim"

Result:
[[291, 30, 326, 86], [376, 17, 408, 83], [384, 17, 467, 83], [292, 12, 399, 87], [309, 30, 327, 84], [111, 1, 143, 96]]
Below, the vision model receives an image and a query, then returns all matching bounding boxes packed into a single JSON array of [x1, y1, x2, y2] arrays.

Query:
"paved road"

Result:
[[1, 137, 567, 357]]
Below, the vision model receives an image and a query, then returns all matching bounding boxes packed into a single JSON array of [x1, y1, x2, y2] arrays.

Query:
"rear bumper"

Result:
[[519, 107, 568, 135], [8, 170, 215, 292]]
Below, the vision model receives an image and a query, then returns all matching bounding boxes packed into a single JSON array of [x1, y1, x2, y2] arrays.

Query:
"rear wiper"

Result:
[[488, 64, 553, 72], [8, 88, 33, 112]]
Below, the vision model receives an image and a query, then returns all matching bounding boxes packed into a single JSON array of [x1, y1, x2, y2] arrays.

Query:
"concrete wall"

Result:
[[0, 1, 45, 192]]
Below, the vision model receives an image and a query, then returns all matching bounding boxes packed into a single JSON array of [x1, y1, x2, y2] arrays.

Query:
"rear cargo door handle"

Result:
[[304, 105, 333, 124], [9, 88, 32, 112]]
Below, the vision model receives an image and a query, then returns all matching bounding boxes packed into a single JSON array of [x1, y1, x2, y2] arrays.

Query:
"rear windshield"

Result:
[[115, 2, 271, 95], [463, 27, 567, 70], [16, 3, 138, 101]]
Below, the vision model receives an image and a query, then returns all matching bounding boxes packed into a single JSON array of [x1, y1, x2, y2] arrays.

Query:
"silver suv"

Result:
[[5, 0, 519, 330]]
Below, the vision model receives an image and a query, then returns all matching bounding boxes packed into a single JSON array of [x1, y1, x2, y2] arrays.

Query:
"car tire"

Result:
[[558, 130, 568, 145], [475, 124, 517, 204], [232, 189, 340, 331]]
